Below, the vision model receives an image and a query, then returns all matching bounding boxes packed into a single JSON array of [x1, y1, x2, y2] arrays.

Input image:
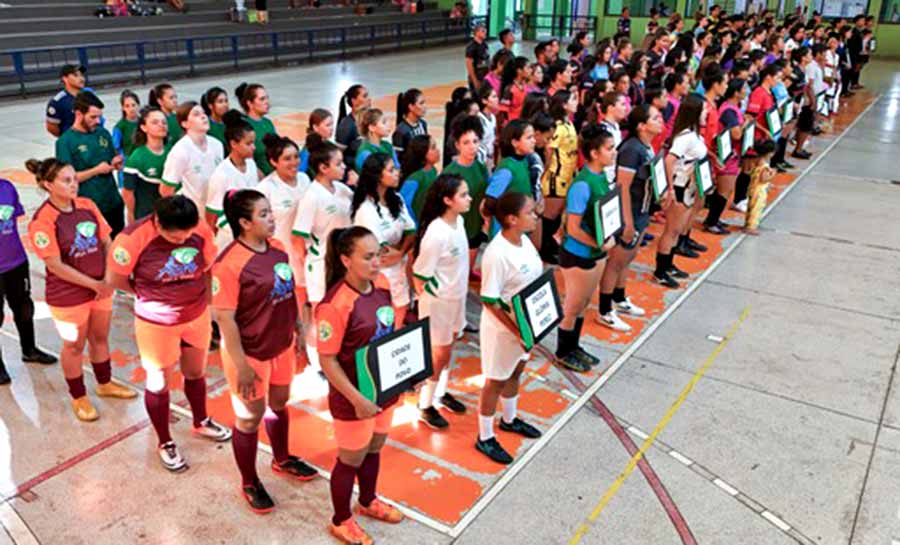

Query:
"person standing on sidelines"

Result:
[[316, 226, 405, 545], [107, 195, 232, 472], [399, 134, 440, 226], [160, 102, 224, 217], [55, 91, 125, 237], [336, 85, 372, 171], [392, 89, 428, 155], [465, 23, 490, 92], [122, 107, 169, 224], [46, 64, 86, 138], [235, 83, 277, 177], [26, 158, 135, 419], [299, 109, 334, 175], [355, 109, 400, 171], [476, 192, 543, 465], [112, 90, 140, 165], [213, 189, 318, 514], [148, 83, 182, 142]]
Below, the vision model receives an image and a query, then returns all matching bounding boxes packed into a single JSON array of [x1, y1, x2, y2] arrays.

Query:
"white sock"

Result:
[[418, 380, 436, 410], [478, 414, 495, 441], [500, 395, 518, 424], [434, 368, 450, 401]]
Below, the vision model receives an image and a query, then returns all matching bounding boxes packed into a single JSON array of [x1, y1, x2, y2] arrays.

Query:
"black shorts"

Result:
[[559, 248, 602, 270], [468, 231, 488, 249], [674, 185, 688, 204], [798, 105, 815, 132]]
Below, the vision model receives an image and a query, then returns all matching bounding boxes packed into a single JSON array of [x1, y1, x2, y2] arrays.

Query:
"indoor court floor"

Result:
[[1, 44, 899, 545]]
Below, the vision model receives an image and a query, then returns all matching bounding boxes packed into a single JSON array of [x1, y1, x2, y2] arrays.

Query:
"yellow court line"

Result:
[[568, 306, 752, 545]]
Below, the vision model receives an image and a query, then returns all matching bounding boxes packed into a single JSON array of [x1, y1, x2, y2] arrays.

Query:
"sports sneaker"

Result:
[[572, 346, 600, 367], [272, 455, 318, 481], [667, 265, 689, 279], [241, 479, 275, 514], [158, 441, 188, 472], [419, 406, 449, 430], [22, 348, 57, 365], [438, 393, 466, 414], [71, 396, 99, 422], [704, 224, 729, 235], [192, 417, 232, 442], [330, 517, 373, 545], [356, 498, 404, 523], [653, 272, 680, 289], [614, 297, 645, 317], [499, 417, 542, 439], [475, 436, 514, 465], [95, 381, 137, 399], [686, 238, 708, 252], [557, 352, 591, 373], [673, 243, 699, 258], [732, 199, 748, 213], [596, 310, 632, 332]]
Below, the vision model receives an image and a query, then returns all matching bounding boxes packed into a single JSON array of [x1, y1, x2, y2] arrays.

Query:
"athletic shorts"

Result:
[[223, 342, 296, 402], [419, 293, 466, 346], [716, 155, 741, 177], [479, 310, 529, 381], [559, 247, 602, 270], [541, 172, 571, 199], [798, 105, 815, 132], [332, 406, 396, 450], [135, 307, 212, 370], [49, 296, 113, 342], [468, 231, 488, 250], [305, 257, 326, 304], [674, 184, 697, 206]]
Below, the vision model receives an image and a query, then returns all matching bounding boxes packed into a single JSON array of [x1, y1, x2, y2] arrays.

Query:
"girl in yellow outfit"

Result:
[[745, 140, 777, 235], [540, 90, 579, 259]]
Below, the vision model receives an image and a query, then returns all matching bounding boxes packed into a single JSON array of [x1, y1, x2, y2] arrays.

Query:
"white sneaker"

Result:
[[192, 417, 232, 442], [158, 441, 188, 472], [614, 297, 645, 317], [596, 310, 632, 332], [732, 199, 748, 213]]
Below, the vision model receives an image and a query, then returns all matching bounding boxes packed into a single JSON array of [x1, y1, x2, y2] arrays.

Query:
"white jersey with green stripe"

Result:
[[480, 232, 543, 316], [161, 135, 224, 215], [291, 179, 352, 262], [412, 215, 469, 300]]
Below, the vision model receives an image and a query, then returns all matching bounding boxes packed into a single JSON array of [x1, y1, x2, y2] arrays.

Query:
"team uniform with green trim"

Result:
[[442, 159, 489, 245], [161, 135, 224, 216], [244, 115, 277, 176], [123, 144, 169, 220], [205, 157, 259, 252], [291, 180, 353, 303], [479, 233, 542, 380], [55, 127, 123, 215], [412, 215, 468, 346], [352, 197, 416, 307]]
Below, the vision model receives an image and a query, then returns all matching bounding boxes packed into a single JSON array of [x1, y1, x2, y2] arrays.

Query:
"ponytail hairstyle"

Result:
[[234, 82, 265, 113], [307, 133, 341, 178], [263, 133, 299, 168], [325, 226, 376, 291], [500, 56, 529, 97], [148, 83, 174, 111], [307, 108, 333, 136], [396, 89, 423, 121], [494, 191, 530, 230], [498, 118, 532, 157], [357, 108, 384, 138], [175, 100, 199, 135], [579, 122, 613, 159], [338, 84, 366, 125], [154, 195, 199, 231], [200, 86, 227, 117], [400, 134, 432, 181], [413, 173, 464, 257], [222, 109, 254, 154], [223, 188, 266, 239], [119, 90, 140, 117], [351, 153, 402, 221], [133, 106, 165, 148], [25, 157, 70, 191], [548, 90, 572, 122]]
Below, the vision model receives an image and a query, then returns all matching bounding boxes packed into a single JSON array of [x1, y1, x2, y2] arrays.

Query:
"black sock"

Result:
[[734, 172, 750, 203], [655, 252, 671, 276], [705, 193, 726, 226], [555, 327, 574, 358], [772, 137, 787, 165], [573, 317, 585, 351], [612, 287, 625, 303], [599, 292, 613, 315]]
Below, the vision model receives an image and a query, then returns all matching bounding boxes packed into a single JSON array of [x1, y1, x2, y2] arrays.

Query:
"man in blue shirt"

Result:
[[45, 64, 85, 138]]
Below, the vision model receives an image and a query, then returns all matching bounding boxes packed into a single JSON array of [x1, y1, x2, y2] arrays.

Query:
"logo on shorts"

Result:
[[371, 305, 395, 342], [69, 221, 98, 257], [0, 205, 13, 234], [113, 246, 130, 266], [212, 275, 220, 296], [269, 262, 294, 303], [33, 230, 51, 249], [155, 246, 200, 282], [318, 320, 333, 342]]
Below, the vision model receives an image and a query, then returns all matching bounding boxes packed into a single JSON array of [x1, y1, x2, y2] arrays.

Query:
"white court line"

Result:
[[761, 510, 792, 532], [0, 501, 39, 545], [446, 94, 882, 538]]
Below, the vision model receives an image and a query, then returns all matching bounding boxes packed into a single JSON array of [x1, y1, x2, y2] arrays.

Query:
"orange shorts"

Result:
[[332, 406, 396, 451], [135, 308, 212, 370], [223, 342, 296, 401], [48, 296, 113, 342]]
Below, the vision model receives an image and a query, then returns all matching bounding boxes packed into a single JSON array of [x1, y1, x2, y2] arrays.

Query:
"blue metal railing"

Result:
[[523, 14, 597, 40], [0, 16, 476, 97]]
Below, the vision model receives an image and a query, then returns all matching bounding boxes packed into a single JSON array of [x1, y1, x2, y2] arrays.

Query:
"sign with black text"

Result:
[[592, 186, 623, 244], [355, 319, 433, 405], [510, 270, 562, 351]]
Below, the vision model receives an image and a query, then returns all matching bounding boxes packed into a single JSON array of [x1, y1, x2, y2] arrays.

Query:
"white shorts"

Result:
[[306, 257, 326, 304], [419, 293, 465, 346], [382, 261, 411, 307], [479, 310, 528, 381]]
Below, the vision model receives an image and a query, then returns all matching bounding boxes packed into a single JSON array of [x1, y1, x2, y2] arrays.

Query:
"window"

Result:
[[809, 0, 868, 18], [606, 0, 674, 17], [881, 0, 900, 21]]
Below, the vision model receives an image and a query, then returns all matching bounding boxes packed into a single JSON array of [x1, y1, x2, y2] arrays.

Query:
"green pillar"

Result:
[[489, 0, 509, 36]]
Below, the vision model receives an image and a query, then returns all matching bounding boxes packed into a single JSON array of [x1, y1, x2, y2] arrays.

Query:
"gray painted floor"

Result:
[[1, 47, 899, 545]]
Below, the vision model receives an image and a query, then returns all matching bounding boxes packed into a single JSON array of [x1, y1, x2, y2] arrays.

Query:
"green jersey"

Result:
[[166, 113, 184, 142], [406, 166, 438, 224], [562, 166, 610, 259], [244, 114, 277, 175], [442, 159, 488, 241], [114, 118, 139, 157], [55, 127, 123, 213], [123, 144, 169, 220], [208, 120, 226, 146]]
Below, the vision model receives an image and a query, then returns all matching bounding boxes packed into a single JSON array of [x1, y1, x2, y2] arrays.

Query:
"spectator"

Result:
[[617, 7, 631, 39], [55, 92, 125, 236], [499, 28, 516, 54], [46, 65, 86, 138], [465, 23, 489, 92]]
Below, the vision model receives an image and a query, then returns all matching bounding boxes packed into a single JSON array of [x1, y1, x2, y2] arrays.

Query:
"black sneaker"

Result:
[[673, 244, 699, 258], [463, 322, 478, 334], [499, 417, 542, 439], [438, 393, 466, 414], [791, 150, 812, 160], [686, 238, 707, 252], [704, 224, 729, 235], [475, 437, 513, 465], [272, 455, 318, 481], [653, 272, 680, 289], [241, 480, 275, 514], [419, 406, 449, 430], [557, 352, 591, 373], [22, 349, 57, 365], [774, 163, 788, 173], [667, 265, 689, 279], [573, 346, 600, 367], [0, 362, 9, 385], [780, 160, 797, 170]]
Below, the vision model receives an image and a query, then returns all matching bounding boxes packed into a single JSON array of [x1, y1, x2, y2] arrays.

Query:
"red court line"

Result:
[[561, 369, 698, 545]]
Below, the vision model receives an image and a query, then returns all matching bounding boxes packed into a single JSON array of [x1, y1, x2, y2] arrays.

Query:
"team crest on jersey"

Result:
[[371, 305, 395, 342], [113, 246, 131, 265], [69, 221, 99, 257], [450, 246, 461, 257], [269, 262, 294, 303], [77, 144, 88, 154], [0, 205, 13, 234], [212, 276, 220, 296], [325, 204, 337, 215], [155, 246, 199, 281], [148, 167, 158, 176], [98, 136, 109, 148], [192, 165, 202, 173], [33, 230, 51, 249], [318, 320, 333, 342]]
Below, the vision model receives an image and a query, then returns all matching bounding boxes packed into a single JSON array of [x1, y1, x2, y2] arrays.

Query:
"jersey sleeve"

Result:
[[315, 300, 347, 356], [112, 126, 124, 155], [161, 146, 186, 188], [399, 178, 418, 219], [46, 97, 62, 124], [123, 151, 141, 191], [398, 201, 416, 234], [485, 168, 513, 199], [196, 222, 217, 271], [10, 185, 24, 218], [205, 168, 227, 215], [412, 226, 442, 296], [479, 247, 505, 304], [108, 231, 141, 276], [212, 259, 240, 310], [292, 186, 316, 238], [565, 181, 591, 216], [355, 149, 372, 172], [720, 109, 740, 130], [616, 142, 640, 173], [28, 213, 60, 260]]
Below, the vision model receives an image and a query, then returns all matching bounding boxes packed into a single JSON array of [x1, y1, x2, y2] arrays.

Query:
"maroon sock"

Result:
[[357, 452, 381, 507], [66, 375, 86, 399], [91, 360, 112, 384], [144, 390, 172, 445], [183, 377, 208, 428], [330, 460, 356, 525], [231, 427, 259, 487], [263, 408, 289, 464]]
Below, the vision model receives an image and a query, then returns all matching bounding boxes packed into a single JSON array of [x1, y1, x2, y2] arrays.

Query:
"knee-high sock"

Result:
[[263, 408, 289, 464], [183, 377, 208, 427], [331, 460, 357, 525], [91, 360, 111, 385], [231, 427, 259, 486], [66, 376, 86, 399], [145, 390, 172, 445], [705, 193, 727, 226], [655, 252, 672, 276], [357, 452, 381, 507], [734, 171, 750, 204]]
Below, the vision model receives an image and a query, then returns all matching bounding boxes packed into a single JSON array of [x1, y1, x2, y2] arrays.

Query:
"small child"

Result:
[[745, 139, 777, 235]]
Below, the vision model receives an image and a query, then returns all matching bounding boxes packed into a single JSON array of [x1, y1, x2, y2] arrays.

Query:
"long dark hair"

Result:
[[351, 153, 402, 221], [494, 191, 530, 229], [338, 84, 366, 125], [307, 133, 340, 178], [133, 106, 165, 148], [401, 134, 432, 181], [325, 226, 376, 291], [201, 87, 227, 118], [500, 56, 529, 98], [222, 109, 254, 154], [498, 119, 531, 158], [396, 88, 423, 121], [669, 93, 704, 143], [548, 90, 572, 122], [263, 133, 298, 169], [147, 83, 173, 110], [413, 173, 464, 258], [223, 189, 266, 239], [235, 82, 264, 113]]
